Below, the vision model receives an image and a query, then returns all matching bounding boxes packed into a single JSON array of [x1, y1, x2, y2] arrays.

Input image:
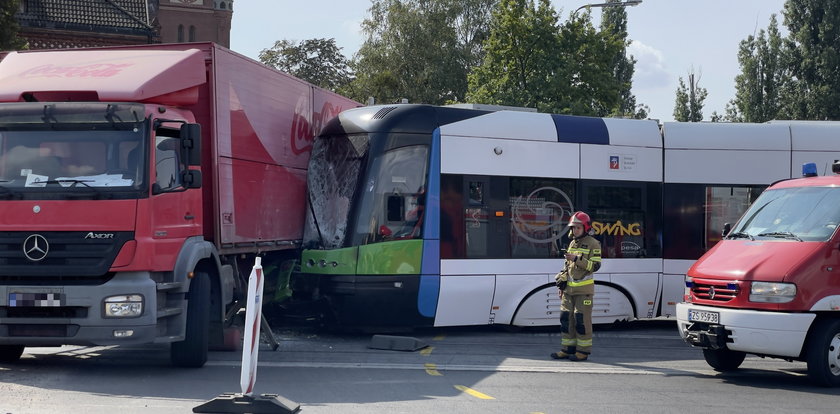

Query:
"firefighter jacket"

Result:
[[555, 234, 602, 295]]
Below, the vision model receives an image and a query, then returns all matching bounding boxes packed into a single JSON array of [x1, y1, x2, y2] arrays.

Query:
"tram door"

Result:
[[463, 175, 510, 258]]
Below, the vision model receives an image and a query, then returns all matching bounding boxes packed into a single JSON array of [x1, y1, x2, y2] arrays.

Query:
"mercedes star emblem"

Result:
[[708, 286, 716, 300], [23, 234, 49, 262]]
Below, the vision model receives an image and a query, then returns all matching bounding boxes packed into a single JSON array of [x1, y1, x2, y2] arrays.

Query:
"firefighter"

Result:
[[551, 211, 601, 361]]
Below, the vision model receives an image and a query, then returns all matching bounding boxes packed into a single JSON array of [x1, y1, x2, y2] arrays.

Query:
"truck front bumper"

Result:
[[676, 303, 815, 358], [0, 272, 162, 347]]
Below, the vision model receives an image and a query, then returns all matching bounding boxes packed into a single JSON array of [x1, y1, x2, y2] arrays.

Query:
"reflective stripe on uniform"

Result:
[[561, 338, 577, 346], [577, 339, 592, 347], [568, 278, 594, 287]]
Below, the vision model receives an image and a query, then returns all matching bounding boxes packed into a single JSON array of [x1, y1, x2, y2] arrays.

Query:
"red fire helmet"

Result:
[[567, 211, 592, 233]]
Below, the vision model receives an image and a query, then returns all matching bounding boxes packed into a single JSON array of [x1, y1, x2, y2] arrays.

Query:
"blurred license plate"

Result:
[[9, 292, 63, 307], [688, 309, 719, 323]]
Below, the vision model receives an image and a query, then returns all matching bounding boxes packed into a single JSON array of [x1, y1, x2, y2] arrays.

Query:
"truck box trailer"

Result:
[[0, 42, 359, 367]]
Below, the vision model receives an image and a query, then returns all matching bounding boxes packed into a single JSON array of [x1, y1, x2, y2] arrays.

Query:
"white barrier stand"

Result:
[[240, 256, 264, 395], [194, 257, 300, 414]]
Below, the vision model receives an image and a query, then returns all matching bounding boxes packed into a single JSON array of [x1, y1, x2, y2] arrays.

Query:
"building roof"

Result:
[[16, 0, 153, 35]]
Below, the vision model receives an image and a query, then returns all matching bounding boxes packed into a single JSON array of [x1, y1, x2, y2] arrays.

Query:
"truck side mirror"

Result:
[[181, 170, 202, 189], [180, 123, 201, 167], [722, 222, 732, 238]]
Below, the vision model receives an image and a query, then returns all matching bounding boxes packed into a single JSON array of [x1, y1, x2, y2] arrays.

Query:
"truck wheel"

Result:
[[171, 272, 210, 368], [0, 345, 24, 363], [806, 319, 840, 387], [702, 348, 746, 372]]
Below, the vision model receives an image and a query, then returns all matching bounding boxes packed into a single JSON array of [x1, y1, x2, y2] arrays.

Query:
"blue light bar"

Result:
[[802, 163, 817, 177]]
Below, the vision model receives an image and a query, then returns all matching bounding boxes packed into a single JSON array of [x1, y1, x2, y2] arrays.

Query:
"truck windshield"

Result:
[[0, 103, 146, 198], [731, 186, 840, 242]]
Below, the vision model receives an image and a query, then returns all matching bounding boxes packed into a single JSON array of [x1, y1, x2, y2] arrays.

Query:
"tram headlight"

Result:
[[749, 282, 796, 303]]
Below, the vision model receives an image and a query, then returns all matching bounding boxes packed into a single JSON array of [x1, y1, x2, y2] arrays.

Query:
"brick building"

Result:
[[157, 0, 233, 48], [13, 0, 232, 50]]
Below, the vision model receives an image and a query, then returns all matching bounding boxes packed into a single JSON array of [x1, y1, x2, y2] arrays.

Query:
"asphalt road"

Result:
[[1, 321, 837, 413]]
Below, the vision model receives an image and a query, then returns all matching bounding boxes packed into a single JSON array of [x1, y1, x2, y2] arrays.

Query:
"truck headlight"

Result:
[[104, 294, 144, 317], [749, 282, 796, 303]]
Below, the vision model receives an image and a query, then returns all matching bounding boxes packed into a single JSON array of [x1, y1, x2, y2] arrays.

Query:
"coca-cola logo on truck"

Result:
[[290, 100, 344, 155], [19, 63, 133, 78]]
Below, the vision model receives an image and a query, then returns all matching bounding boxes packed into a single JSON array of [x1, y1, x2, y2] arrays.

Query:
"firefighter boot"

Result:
[[568, 352, 589, 361], [550, 347, 575, 360]]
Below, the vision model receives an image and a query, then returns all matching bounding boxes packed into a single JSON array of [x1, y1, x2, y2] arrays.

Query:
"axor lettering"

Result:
[[85, 232, 115, 239]]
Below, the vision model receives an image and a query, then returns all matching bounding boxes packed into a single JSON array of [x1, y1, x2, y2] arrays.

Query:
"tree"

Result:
[[259, 38, 352, 92], [351, 0, 497, 105], [555, 11, 624, 115], [600, 1, 641, 118], [673, 69, 708, 122], [466, 0, 561, 111], [466, 0, 623, 115], [780, 0, 840, 120], [0, 0, 27, 51], [728, 14, 785, 122]]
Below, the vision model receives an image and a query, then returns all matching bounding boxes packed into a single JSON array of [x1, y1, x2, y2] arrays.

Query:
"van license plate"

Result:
[[688, 309, 719, 323]]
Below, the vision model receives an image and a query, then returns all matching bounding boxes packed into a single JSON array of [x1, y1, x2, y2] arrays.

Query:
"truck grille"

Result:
[[0, 231, 133, 281], [692, 280, 739, 302]]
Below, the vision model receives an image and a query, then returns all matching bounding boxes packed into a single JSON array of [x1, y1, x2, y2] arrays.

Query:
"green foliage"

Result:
[[259, 38, 352, 92], [673, 70, 708, 122], [466, 0, 560, 111], [727, 15, 785, 122], [350, 0, 497, 105], [779, 0, 840, 120], [466, 0, 624, 115], [0, 0, 27, 51], [600, 1, 640, 117]]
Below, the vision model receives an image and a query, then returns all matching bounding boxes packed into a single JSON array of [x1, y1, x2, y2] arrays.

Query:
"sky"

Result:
[[230, 0, 787, 122]]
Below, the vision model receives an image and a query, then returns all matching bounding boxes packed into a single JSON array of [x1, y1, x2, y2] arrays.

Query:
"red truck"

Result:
[[678, 162, 840, 386], [0, 43, 358, 367]]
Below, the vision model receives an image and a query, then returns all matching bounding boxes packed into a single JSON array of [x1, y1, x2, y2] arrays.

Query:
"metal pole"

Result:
[[574, 0, 642, 14]]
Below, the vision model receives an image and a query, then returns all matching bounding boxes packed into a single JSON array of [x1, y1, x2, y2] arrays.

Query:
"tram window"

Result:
[[469, 181, 484, 205], [704, 186, 763, 249], [581, 181, 662, 259], [441, 174, 466, 259], [509, 177, 576, 258], [352, 145, 428, 245], [663, 183, 763, 260]]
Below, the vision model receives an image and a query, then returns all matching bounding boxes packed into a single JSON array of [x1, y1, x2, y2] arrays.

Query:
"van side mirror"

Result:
[[180, 123, 201, 167], [722, 222, 732, 238]]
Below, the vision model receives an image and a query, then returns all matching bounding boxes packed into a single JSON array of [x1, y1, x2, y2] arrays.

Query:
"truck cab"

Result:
[[677, 162, 840, 387]]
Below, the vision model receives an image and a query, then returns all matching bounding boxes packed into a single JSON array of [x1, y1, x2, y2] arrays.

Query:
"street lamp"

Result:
[[575, 0, 642, 13]]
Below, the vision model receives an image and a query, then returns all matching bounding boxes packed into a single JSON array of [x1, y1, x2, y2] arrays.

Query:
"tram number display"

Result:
[[687, 309, 720, 324]]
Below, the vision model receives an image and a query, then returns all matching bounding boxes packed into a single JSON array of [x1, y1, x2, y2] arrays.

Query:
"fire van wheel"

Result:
[[0, 345, 24, 363], [171, 272, 210, 368], [702, 348, 746, 372], [806, 319, 840, 387]]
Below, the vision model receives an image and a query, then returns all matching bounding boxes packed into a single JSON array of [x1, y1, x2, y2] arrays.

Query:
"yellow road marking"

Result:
[[424, 363, 442, 376], [433, 334, 446, 341], [420, 346, 434, 356], [454, 385, 495, 400]]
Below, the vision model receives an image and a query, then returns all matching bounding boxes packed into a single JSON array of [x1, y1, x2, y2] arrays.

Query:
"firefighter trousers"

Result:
[[559, 292, 593, 355]]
